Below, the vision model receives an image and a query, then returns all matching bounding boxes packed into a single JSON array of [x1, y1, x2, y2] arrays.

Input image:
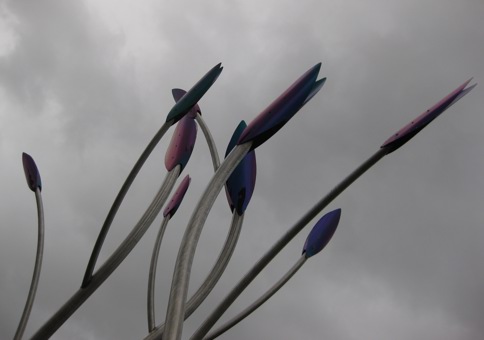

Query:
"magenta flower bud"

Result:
[[238, 63, 324, 150], [381, 79, 476, 153], [165, 115, 198, 172], [163, 175, 191, 218]]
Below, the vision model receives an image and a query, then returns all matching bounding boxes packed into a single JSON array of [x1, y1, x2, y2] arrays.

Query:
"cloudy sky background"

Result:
[[1, 0, 483, 339]]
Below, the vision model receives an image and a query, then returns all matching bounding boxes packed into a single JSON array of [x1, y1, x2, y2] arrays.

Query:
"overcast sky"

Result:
[[1, 0, 483, 339]]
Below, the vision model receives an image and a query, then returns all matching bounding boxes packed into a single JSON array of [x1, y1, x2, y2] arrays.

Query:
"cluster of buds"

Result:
[[15, 63, 475, 340]]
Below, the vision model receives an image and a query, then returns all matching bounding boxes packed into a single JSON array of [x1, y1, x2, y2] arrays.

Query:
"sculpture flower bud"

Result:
[[22, 152, 42, 192], [165, 115, 197, 172], [302, 208, 341, 258], [166, 63, 223, 124], [163, 175, 191, 218], [225, 121, 257, 215], [172, 88, 201, 119], [381, 78, 477, 153], [238, 63, 325, 150]]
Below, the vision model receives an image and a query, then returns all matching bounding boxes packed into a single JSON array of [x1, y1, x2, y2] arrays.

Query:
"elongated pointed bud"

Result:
[[165, 116, 197, 172], [22, 153, 42, 192], [172, 88, 201, 119], [163, 175, 191, 218], [225, 121, 257, 215], [238, 63, 324, 150], [381, 79, 477, 153], [166, 63, 223, 124], [303, 209, 341, 258]]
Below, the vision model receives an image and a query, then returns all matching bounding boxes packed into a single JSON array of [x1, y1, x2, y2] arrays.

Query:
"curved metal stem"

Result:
[[145, 114, 226, 337], [31, 166, 180, 340], [14, 188, 44, 340], [190, 148, 387, 339], [147, 216, 171, 331], [204, 255, 306, 340], [147, 211, 244, 338], [184, 211, 243, 320], [82, 120, 172, 288], [195, 113, 220, 171], [162, 142, 251, 340]]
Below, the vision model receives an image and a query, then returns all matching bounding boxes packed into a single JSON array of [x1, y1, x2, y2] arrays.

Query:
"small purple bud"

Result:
[[22, 152, 42, 192], [163, 175, 191, 218], [303, 209, 341, 258]]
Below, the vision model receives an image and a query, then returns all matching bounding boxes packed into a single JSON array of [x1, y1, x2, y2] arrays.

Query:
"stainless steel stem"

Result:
[[14, 188, 44, 340], [190, 148, 387, 340], [184, 212, 244, 320], [31, 166, 180, 340], [162, 142, 252, 340], [148, 216, 171, 331], [82, 121, 172, 287], [144, 118, 234, 338], [204, 255, 306, 339], [147, 113, 221, 334], [195, 113, 220, 171], [145, 211, 244, 339]]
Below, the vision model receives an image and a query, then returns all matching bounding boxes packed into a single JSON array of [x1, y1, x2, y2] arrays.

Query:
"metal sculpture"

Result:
[[14, 154, 44, 340], [203, 209, 341, 340], [11, 62, 476, 340]]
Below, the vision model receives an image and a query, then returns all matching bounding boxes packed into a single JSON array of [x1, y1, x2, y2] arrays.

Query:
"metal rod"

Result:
[[145, 115, 225, 338], [195, 113, 220, 171], [82, 121, 172, 288], [162, 142, 252, 340], [190, 148, 387, 339], [31, 166, 180, 339], [204, 255, 307, 340], [147, 216, 171, 332], [14, 188, 44, 340], [184, 211, 244, 320], [146, 211, 244, 339]]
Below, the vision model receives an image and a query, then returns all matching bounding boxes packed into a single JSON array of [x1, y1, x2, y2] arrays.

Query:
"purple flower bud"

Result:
[[381, 79, 476, 153], [225, 121, 257, 215], [22, 152, 42, 192], [303, 209, 341, 258], [165, 115, 197, 172], [163, 175, 191, 218], [238, 63, 324, 150]]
